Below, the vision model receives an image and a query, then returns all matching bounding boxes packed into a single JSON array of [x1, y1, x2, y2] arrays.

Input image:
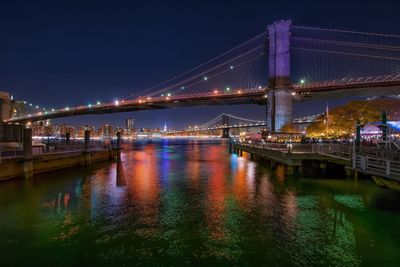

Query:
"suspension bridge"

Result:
[[167, 113, 267, 137], [5, 19, 400, 131]]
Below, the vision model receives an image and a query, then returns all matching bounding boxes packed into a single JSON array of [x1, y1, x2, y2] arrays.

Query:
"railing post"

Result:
[[386, 160, 390, 176], [23, 128, 33, 179], [352, 140, 356, 168], [360, 156, 366, 170]]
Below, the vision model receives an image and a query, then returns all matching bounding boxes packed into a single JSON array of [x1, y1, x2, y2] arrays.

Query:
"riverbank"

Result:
[[0, 149, 118, 181]]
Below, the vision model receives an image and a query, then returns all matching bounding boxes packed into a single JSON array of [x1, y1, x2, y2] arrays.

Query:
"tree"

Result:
[[305, 98, 400, 138], [281, 122, 298, 133]]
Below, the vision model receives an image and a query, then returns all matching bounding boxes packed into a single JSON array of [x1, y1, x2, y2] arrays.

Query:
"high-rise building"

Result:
[[126, 117, 134, 130], [99, 124, 113, 138]]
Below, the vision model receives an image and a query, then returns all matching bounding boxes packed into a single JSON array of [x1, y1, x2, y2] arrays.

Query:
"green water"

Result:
[[0, 139, 399, 266]]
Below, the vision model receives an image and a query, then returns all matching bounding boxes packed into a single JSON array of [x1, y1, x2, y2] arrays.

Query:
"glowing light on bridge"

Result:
[[230, 65, 234, 69], [97, 101, 101, 105], [115, 100, 120, 106], [226, 87, 230, 91], [213, 90, 219, 94], [203, 76, 208, 81], [65, 107, 70, 111], [88, 104, 92, 108], [300, 79, 305, 84]]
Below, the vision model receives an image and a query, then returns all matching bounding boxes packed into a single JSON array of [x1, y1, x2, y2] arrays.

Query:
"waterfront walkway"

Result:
[[233, 141, 400, 182]]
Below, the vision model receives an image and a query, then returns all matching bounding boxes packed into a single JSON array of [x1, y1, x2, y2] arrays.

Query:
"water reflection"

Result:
[[0, 139, 399, 266]]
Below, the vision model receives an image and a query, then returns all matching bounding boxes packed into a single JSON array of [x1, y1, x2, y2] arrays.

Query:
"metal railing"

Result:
[[237, 141, 316, 154], [293, 74, 400, 92], [353, 155, 400, 180], [235, 140, 400, 180]]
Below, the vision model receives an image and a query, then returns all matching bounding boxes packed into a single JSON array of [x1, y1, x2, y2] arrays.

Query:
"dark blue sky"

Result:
[[1, 0, 399, 129]]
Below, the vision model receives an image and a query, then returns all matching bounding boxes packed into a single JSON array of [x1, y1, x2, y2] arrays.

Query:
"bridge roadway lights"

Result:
[[23, 128, 33, 179]]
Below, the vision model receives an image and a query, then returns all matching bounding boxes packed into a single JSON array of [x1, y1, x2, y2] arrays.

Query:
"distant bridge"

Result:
[[167, 112, 324, 138]]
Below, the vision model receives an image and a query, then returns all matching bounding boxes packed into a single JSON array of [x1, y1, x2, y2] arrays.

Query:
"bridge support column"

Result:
[[221, 128, 230, 138], [267, 20, 293, 132], [23, 128, 33, 179]]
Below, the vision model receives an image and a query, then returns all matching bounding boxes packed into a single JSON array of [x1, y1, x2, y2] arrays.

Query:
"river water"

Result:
[[0, 139, 399, 266]]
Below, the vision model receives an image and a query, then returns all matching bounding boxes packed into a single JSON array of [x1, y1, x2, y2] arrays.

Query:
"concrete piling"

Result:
[[23, 128, 33, 179], [84, 130, 91, 165]]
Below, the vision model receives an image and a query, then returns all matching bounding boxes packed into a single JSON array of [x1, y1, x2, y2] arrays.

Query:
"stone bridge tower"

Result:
[[267, 20, 293, 132]]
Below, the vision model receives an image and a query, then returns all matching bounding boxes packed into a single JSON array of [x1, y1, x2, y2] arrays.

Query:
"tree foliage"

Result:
[[306, 99, 400, 138]]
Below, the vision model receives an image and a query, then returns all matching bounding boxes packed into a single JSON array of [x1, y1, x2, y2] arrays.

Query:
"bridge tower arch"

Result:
[[267, 20, 293, 132], [221, 113, 230, 138]]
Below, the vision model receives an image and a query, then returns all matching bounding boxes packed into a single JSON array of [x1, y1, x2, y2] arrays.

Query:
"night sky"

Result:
[[1, 0, 399, 129]]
